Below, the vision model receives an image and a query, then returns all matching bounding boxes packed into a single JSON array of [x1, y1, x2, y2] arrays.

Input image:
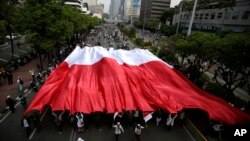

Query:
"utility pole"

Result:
[[142, 0, 147, 33], [176, 0, 184, 34], [187, 0, 198, 36]]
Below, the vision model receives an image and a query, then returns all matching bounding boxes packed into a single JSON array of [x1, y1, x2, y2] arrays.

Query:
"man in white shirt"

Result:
[[113, 122, 124, 141], [134, 124, 144, 141], [21, 115, 31, 138]]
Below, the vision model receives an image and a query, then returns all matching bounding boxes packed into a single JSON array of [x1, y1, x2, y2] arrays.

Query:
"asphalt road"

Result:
[[0, 37, 32, 65], [0, 95, 194, 141]]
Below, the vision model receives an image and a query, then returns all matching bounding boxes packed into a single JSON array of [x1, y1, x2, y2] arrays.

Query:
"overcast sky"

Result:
[[97, 0, 181, 13]]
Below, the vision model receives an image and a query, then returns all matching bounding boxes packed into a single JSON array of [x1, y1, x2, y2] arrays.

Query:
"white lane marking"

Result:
[[19, 50, 27, 53], [0, 58, 8, 62], [0, 101, 21, 123], [28, 107, 49, 140], [9, 54, 19, 57], [183, 125, 196, 141], [28, 128, 37, 140], [0, 89, 31, 123], [69, 129, 75, 141]]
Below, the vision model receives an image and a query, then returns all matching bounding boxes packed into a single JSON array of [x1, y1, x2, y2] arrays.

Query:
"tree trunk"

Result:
[[38, 49, 44, 71], [8, 28, 14, 60]]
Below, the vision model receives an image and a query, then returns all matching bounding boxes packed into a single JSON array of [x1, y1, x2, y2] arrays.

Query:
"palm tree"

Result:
[[0, 0, 17, 60]]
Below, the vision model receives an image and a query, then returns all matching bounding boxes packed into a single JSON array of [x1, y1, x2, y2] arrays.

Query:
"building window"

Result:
[[205, 13, 209, 19], [242, 11, 250, 20], [232, 11, 239, 19], [224, 12, 231, 19], [217, 13, 223, 19], [186, 14, 190, 20], [195, 14, 199, 19], [199, 14, 204, 19], [210, 13, 215, 19]]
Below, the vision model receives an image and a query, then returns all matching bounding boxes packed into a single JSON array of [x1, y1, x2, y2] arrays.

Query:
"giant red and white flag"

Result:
[[25, 46, 250, 125]]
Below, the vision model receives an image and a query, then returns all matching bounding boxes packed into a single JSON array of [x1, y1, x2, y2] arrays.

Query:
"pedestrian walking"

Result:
[[21, 115, 31, 138], [7, 71, 13, 85], [113, 122, 124, 141], [166, 113, 177, 131], [178, 111, 185, 126], [29, 69, 35, 80], [17, 76, 24, 92], [155, 109, 163, 126], [31, 112, 41, 131], [75, 112, 84, 132], [133, 109, 140, 124], [52, 111, 65, 134], [18, 95, 27, 109], [134, 124, 144, 141], [6, 95, 15, 113]]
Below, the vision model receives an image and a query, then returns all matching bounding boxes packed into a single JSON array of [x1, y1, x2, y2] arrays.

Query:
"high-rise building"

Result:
[[172, 0, 250, 32], [64, 0, 91, 13], [89, 4, 104, 19], [64, 0, 83, 9], [140, 0, 171, 21], [82, 0, 97, 6], [109, 0, 122, 19], [123, 0, 141, 22]]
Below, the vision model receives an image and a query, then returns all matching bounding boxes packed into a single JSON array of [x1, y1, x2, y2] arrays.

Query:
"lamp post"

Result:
[[187, 0, 198, 36], [142, 0, 147, 33], [176, 0, 184, 34]]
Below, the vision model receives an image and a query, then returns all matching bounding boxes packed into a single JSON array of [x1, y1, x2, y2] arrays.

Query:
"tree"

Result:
[[175, 32, 218, 84], [0, 0, 17, 60], [103, 13, 109, 20], [212, 33, 250, 102], [17, 0, 74, 69], [160, 8, 175, 25]]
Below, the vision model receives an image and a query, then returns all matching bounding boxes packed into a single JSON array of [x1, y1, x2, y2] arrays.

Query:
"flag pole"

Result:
[[187, 0, 198, 36], [176, 0, 184, 34]]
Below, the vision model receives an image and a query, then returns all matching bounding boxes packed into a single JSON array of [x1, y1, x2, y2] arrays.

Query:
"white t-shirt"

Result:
[[23, 119, 29, 128]]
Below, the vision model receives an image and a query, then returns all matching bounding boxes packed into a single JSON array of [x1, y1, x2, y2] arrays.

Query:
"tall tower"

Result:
[[109, 0, 122, 19]]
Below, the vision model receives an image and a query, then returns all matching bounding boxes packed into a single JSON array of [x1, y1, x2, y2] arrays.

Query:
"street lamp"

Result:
[[176, 0, 184, 34], [142, 0, 147, 33]]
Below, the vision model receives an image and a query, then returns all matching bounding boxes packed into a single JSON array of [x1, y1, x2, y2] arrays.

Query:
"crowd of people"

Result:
[[1, 23, 227, 141]]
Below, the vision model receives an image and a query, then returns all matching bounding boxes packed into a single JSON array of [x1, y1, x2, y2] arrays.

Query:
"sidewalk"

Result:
[[0, 57, 48, 111]]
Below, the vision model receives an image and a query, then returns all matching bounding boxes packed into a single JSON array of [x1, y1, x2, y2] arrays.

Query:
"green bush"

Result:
[[134, 38, 144, 46], [144, 41, 152, 46]]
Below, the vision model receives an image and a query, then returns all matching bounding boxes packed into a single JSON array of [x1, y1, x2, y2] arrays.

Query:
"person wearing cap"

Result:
[[134, 124, 144, 141], [6, 95, 15, 113], [113, 122, 124, 141]]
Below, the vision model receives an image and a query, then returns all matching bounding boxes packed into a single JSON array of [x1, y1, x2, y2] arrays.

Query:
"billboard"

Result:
[[132, 0, 141, 8]]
